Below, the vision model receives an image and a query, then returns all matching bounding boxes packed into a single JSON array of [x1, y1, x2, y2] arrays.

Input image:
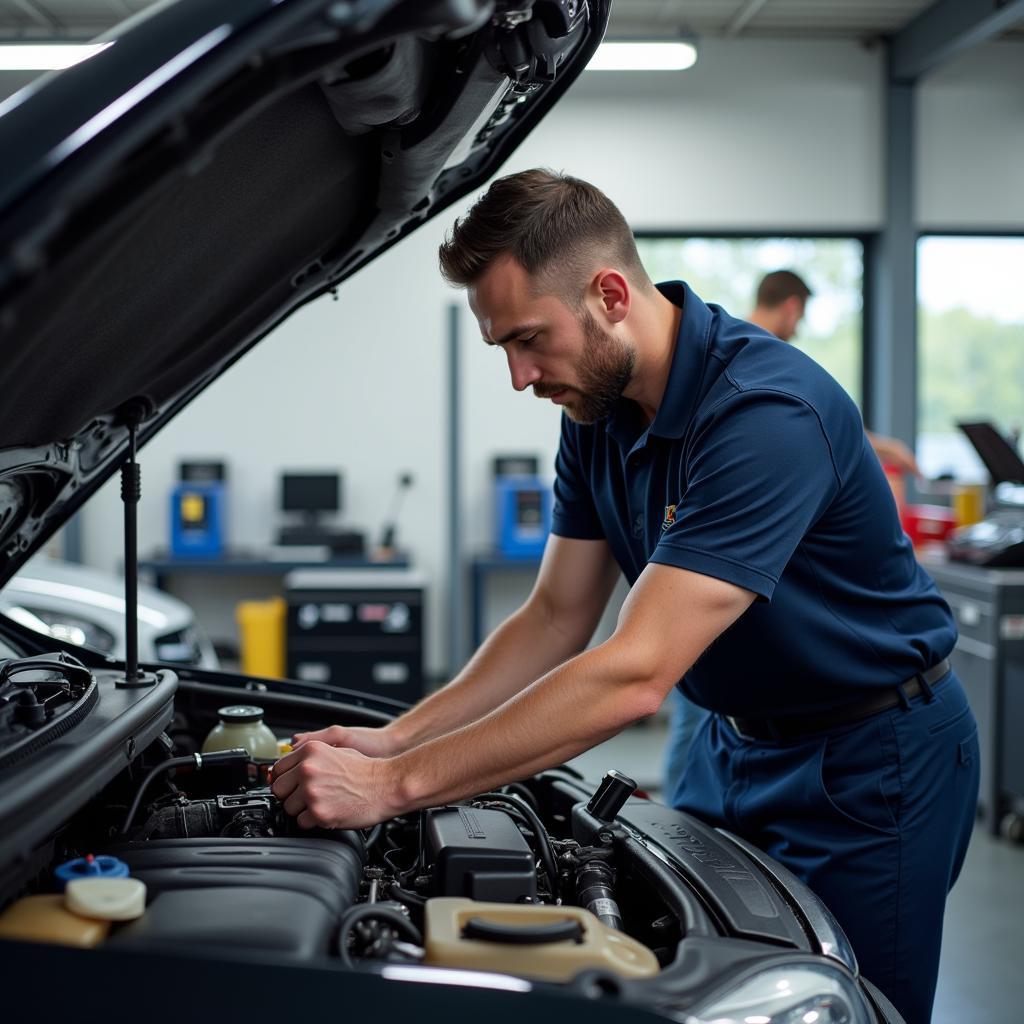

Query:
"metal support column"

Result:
[[891, 0, 1024, 82], [446, 302, 464, 678], [865, 0, 1024, 447], [865, 60, 917, 448]]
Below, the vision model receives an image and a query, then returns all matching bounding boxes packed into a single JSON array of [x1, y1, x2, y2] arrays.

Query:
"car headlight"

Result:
[[684, 963, 875, 1024], [4, 605, 116, 653], [154, 627, 202, 665]]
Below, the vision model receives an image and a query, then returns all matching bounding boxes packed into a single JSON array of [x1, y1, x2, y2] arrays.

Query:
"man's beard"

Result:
[[534, 309, 635, 425]]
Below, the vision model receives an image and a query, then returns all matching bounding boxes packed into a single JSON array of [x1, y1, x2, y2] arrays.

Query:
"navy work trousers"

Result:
[[670, 670, 979, 1024]]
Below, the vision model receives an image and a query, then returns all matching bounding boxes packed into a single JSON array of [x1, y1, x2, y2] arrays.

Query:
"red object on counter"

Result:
[[901, 504, 957, 548]]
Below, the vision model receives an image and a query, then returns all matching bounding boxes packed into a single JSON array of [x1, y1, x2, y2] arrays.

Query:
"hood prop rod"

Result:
[[117, 407, 157, 689]]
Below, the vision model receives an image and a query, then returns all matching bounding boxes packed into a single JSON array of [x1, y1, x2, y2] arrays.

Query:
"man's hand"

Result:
[[867, 431, 921, 477], [270, 741, 398, 830], [291, 724, 399, 757]]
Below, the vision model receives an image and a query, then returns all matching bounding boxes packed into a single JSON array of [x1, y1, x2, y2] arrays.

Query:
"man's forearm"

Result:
[[272, 564, 752, 832], [386, 637, 665, 812], [388, 602, 587, 751]]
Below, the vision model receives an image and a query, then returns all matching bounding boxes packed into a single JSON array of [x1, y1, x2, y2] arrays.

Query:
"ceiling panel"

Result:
[[0, 0, 1020, 44], [0, 0, 137, 39], [606, 0, 938, 38]]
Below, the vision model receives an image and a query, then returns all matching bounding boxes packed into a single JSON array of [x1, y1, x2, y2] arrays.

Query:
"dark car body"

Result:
[[0, 2, 903, 1021]]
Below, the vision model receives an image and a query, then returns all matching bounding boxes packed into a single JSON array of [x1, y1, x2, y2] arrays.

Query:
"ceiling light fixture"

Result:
[[586, 40, 698, 72], [0, 43, 112, 71]]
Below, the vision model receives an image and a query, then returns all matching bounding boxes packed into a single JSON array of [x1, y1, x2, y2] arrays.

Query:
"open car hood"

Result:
[[0, 0, 608, 585]]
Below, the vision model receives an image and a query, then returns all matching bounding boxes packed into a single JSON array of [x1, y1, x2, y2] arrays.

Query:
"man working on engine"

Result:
[[662, 267, 923, 794], [271, 169, 977, 1024]]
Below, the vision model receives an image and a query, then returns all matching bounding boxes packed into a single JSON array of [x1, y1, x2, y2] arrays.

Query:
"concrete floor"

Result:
[[569, 717, 1024, 1023], [933, 826, 1024, 1023]]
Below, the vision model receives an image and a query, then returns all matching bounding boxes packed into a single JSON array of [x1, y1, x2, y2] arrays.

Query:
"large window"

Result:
[[636, 236, 864, 406], [917, 235, 1024, 480]]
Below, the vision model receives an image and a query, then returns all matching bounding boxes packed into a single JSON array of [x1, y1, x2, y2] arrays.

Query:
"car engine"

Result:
[[74, 751, 666, 977], [0, 660, 670, 977], [0, 657, 900, 1023]]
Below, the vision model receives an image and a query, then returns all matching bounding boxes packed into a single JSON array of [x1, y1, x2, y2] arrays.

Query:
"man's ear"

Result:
[[591, 269, 630, 325]]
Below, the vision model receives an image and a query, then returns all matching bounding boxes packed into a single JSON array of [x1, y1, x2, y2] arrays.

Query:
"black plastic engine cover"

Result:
[[425, 806, 536, 903], [103, 837, 363, 959], [0, 668, 176, 896]]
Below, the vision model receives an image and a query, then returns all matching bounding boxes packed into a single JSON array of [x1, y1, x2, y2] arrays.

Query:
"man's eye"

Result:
[[520, 334, 538, 347]]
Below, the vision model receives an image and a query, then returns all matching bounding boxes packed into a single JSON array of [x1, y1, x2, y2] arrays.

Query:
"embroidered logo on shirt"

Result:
[[662, 504, 677, 531]]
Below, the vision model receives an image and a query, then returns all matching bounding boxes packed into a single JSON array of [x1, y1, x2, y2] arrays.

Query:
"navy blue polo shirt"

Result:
[[551, 281, 956, 717]]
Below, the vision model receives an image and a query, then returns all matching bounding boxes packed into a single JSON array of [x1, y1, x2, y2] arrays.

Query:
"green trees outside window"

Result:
[[636, 236, 863, 406], [917, 236, 1024, 480]]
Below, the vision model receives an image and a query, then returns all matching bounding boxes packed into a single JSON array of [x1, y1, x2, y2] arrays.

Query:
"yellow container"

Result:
[[235, 596, 286, 678], [0, 895, 110, 947], [952, 484, 986, 528], [424, 898, 659, 982]]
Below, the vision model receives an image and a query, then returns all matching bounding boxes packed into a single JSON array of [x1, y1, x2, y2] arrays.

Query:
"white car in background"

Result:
[[0, 557, 218, 669]]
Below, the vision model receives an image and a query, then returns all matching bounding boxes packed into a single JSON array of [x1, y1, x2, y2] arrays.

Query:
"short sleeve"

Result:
[[651, 390, 841, 599], [550, 415, 605, 540]]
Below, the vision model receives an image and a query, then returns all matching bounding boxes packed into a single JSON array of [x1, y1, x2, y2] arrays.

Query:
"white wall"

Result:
[[917, 41, 1024, 229], [506, 38, 885, 231], [3, 35, 1020, 675]]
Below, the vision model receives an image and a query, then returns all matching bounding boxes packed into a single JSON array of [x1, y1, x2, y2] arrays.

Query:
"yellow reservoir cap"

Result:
[[423, 897, 659, 982], [65, 877, 147, 921], [0, 894, 110, 947]]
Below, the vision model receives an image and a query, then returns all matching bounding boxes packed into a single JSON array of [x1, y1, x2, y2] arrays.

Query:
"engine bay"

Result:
[[0, 658, 680, 980], [0, 652, 899, 1024], [43, 751, 674, 978]]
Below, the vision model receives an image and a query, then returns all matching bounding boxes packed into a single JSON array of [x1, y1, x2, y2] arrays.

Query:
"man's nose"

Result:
[[506, 349, 541, 392]]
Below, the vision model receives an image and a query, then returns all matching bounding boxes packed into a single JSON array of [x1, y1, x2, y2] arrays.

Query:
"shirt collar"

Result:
[[650, 280, 714, 439], [606, 280, 714, 445]]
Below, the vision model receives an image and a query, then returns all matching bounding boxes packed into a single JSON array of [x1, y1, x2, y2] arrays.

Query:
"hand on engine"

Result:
[[271, 740, 397, 830], [292, 723, 399, 757]]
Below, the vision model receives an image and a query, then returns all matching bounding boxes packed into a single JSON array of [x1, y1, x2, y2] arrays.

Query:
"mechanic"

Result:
[[663, 268, 923, 793], [271, 169, 978, 1024]]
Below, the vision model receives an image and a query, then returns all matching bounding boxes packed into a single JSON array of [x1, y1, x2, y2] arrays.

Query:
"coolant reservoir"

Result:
[[202, 705, 278, 759], [423, 897, 659, 982], [0, 895, 110, 947]]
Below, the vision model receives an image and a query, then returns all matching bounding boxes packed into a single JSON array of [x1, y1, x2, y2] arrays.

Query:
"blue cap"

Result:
[[54, 855, 130, 889]]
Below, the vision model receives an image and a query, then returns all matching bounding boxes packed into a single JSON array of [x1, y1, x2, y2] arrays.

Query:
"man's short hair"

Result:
[[755, 270, 812, 309], [438, 168, 651, 303]]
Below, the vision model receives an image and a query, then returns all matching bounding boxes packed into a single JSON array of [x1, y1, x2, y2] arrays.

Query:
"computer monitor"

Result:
[[957, 423, 1024, 485], [280, 472, 341, 520]]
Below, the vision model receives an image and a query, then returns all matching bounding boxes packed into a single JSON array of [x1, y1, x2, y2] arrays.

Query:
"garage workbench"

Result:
[[137, 551, 410, 656], [139, 551, 410, 591]]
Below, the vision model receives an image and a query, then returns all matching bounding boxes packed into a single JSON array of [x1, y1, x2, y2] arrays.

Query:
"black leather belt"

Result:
[[724, 658, 952, 742]]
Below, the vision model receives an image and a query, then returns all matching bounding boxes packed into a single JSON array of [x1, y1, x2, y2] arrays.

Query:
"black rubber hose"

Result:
[[120, 754, 195, 835], [120, 748, 249, 835], [502, 781, 540, 812], [337, 904, 423, 967], [577, 856, 623, 931], [389, 883, 426, 908], [475, 792, 561, 901]]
